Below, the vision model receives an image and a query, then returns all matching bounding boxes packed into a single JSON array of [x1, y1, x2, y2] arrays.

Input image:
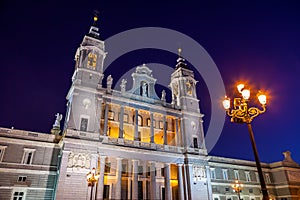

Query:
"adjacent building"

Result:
[[0, 18, 299, 200]]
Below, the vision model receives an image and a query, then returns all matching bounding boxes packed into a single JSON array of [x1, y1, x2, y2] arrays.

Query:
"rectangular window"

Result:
[[249, 188, 253, 193], [161, 168, 165, 177], [225, 187, 229, 192], [147, 118, 151, 127], [255, 172, 259, 182], [210, 168, 216, 179], [17, 176, 27, 182], [123, 114, 128, 123], [105, 162, 111, 174], [147, 166, 150, 176], [0, 146, 7, 162], [122, 164, 127, 174], [245, 171, 251, 182], [80, 118, 88, 131], [222, 169, 228, 180], [138, 116, 143, 126], [234, 170, 239, 180], [108, 111, 114, 120], [138, 166, 143, 175], [265, 173, 271, 183], [159, 121, 164, 129], [193, 137, 198, 148], [13, 191, 25, 200], [21, 149, 35, 165]]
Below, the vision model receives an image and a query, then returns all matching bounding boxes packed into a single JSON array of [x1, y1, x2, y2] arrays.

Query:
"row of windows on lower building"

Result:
[[0, 146, 35, 164], [210, 168, 271, 183]]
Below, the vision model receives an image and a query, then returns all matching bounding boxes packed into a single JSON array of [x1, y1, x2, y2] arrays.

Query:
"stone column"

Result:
[[103, 103, 109, 136], [115, 157, 123, 199], [149, 161, 156, 199], [164, 163, 172, 200], [96, 155, 106, 200], [150, 112, 154, 143], [177, 164, 185, 200], [132, 160, 139, 199], [118, 106, 124, 138], [163, 116, 167, 145], [134, 109, 139, 141], [96, 99, 103, 134]]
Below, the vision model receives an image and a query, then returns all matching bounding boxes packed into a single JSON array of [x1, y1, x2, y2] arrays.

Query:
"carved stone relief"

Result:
[[67, 152, 91, 169]]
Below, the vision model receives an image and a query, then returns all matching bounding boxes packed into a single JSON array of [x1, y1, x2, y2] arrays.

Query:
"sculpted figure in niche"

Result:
[[142, 82, 148, 97]]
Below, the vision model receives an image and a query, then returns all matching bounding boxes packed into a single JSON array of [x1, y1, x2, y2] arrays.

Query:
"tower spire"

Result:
[[88, 11, 100, 38], [175, 48, 188, 70]]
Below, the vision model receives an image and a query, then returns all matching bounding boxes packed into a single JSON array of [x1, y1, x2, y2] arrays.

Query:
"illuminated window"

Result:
[[108, 111, 114, 120], [222, 169, 228, 180], [138, 115, 142, 126], [13, 191, 25, 200], [21, 149, 35, 165], [245, 171, 251, 182], [147, 118, 151, 127], [159, 121, 164, 129], [123, 114, 128, 123], [0, 146, 7, 162], [234, 170, 239, 180], [87, 52, 97, 69]]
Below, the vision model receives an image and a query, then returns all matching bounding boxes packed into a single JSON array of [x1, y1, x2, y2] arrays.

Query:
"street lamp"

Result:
[[86, 167, 100, 200], [231, 180, 243, 200], [222, 83, 269, 200]]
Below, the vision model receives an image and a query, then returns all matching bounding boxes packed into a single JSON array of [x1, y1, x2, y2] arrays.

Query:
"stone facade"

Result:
[[0, 128, 61, 200], [0, 19, 300, 200]]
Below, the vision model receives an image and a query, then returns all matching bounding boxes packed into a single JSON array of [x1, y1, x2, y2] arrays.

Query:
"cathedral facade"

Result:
[[0, 19, 299, 200]]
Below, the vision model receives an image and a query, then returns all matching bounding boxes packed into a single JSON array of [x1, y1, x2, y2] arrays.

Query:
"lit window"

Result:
[[87, 52, 97, 69], [0, 146, 7, 162], [234, 170, 239, 180], [17, 176, 27, 182], [147, 118, 151, 127], [123, 114, 128, 123], [159, 121, 164, 129], [245, 171, 251, 182], [222, 169, 228, 180], [210, 168, 216, 179], [21, 149, 35, 165], [108, 111, 114, 120], [138, 115, 142, 126], [13, 191, 25, 200]]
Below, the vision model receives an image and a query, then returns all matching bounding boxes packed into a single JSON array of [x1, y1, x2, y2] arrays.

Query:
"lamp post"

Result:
[[231, 180, 243, 200], [86, 167, 100, 200], [222, 83, 269, 200]]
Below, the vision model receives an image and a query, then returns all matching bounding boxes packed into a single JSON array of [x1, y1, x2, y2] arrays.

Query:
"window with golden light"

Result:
[[87, 52, 97, 69]]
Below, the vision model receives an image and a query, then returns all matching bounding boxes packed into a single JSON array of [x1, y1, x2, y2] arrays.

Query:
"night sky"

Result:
[[1, 1, 299, 164]]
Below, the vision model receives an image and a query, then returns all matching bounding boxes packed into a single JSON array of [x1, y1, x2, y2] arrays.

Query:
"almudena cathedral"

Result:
[[0, 18, 300, 200]]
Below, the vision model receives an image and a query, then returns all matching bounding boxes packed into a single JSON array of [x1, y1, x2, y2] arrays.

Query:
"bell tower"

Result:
[[63, 14, 106, 137], [170, 49, 206, 152]]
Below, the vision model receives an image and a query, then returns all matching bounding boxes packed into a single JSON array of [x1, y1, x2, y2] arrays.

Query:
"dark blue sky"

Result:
[[0, 0, 299, 163]]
